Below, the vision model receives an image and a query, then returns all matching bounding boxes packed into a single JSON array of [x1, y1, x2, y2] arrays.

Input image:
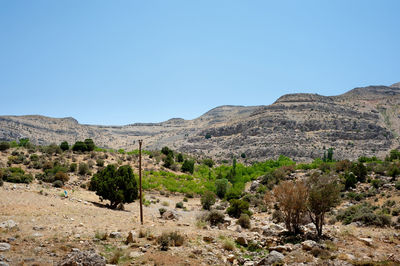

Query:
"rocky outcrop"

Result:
[[1, 83, 400, 161]]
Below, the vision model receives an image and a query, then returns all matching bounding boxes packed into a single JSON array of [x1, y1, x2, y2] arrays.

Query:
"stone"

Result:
[[269, 244, 292, 253], [129, 251, 143, 258], [0, 220, 18, 229], [32, 233, 43, 238], [58, 249, 106, 266], [192, 249, 202, 255], [203, 236, 214, 242], [126, 230, 136, 244], [109, 232, 122, 238], [301, 240, 318, 251], [243, 262, 254, 266], [162, 210, 178, 220], [236, 236, 248, 246], [257, 251, 284, 265], [33, 226, 45, 231], [359, 238, 373, 246], [0, 262, 9, 266], [227, 254, 235, 263], [0, 243, 10, 252]]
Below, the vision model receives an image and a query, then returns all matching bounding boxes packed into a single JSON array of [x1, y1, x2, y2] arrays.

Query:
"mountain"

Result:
[[1, 83, 400, 162]]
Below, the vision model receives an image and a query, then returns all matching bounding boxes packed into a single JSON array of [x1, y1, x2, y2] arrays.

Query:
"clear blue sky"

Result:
[[0, 1, 399, 125]]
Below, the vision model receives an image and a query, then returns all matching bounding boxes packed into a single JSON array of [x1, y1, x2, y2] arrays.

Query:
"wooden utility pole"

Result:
[[138, 139, 143, 225]]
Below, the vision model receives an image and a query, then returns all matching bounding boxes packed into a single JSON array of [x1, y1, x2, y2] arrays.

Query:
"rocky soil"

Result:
[[2, 83, 400, 162]]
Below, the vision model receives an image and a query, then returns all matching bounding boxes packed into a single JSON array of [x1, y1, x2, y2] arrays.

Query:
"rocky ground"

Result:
[[1, 178, 400, 265]]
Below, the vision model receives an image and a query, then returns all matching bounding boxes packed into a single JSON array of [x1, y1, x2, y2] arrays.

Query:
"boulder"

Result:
[[109, 232, 122, 238], [301, 240, 318, 251], [126, 230, 136, 244], [162, 210, 178, 220], [236, 236, 248, 247], [0, 220, 17, 229], [269, 244, 292, 253], [203, 236, 214, 242], [0, 243, 10, 252], [257, 251, 284, 265], [58, 249, 106, 266], [359, 238, 373, 246]]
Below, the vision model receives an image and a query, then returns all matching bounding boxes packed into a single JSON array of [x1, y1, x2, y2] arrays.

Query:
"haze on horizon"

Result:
[[0, 0, 399, 125]]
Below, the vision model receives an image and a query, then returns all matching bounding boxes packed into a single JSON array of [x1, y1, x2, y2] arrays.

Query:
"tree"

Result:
[[84, 139, 95, 151], [205, 133, 211, 139], [90, 165, 138, 209], [60, 141, 69, 151], [351, 162, 367, 182], [307, 174, 341, 237], [161, 146, 173, 156], [176, 153, 184, 162], [181, 159, 195, 174], [273, 181, 308, 234], [72, 141, 87, 152], [163, 154, 174, 169], [200, 191, 216, 210], [387, 163, 400, 181], [327, 148, 334, 162], [215, 178, 229, 199], [18, 138, 30, 147], [344, 172, 357, 190], [202, 158, 214, 168], [227, 199, 252, 218], [0, 142, 10, 151]]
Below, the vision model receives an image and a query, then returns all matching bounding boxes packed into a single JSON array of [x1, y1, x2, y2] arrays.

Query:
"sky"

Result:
[[0, 1, 399, 125]]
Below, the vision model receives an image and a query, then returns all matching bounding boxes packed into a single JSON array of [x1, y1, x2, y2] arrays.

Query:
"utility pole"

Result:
[[138, 139, 143, 225]]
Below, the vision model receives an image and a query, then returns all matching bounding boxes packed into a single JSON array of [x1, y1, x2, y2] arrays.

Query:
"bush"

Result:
[[78, 163, 89, 175], [181, 159, 195, 174], [84, 139, 95, 151], [215, 178, 229, 199], [60, 141, 69, 151], [72, 141, 87, 152], [273, 181, 307, 234], [176, 153, 184, 163], [157, 231, 185, 251], [343, 172, 357, 190], [69, 163, 77, 173], [225, 187, 242, 200], [351, 162, 367, 183], [2, 167, 33, 183], [89, 165, 138, 209], [159, 208, 167, 216], [336, 203, 391, 227], [205, 210, 225, 226], [227, 199, 252, 218], [54, 171, 69, 183], [96, 159, 104, 167], [175, 202, 184, 208], [0, 142, 10, 151], [52, 180, 64, 188], [237, 214, 251, 229], [395, 181, 400, 190], [202, 158, 214, 168], [222, 239, 235, 251], [201, 191, 216, 210], [371, 179, 384, 189]]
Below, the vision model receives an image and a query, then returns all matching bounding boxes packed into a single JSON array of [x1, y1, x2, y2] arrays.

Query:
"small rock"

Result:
[[203, 236, 214, 242], [359, 238, 373, 246], [0, 220, 18, 229], [227, 254, 235, 263], [32, 233, 43, 238], [129, 251, 143, 258], [269, 245, 292, 253], [0, 243, 10, 252], [126, 230, 136, 244], [243, 262, 254, 266], [0, 262, 9, 266], [33, 226, 45, 231], [192, 249, 202, 255], [109, 232, 122, 238], [58, 249, 106, 266], [257, 250, 284, 265], [301, 240, 318, 251], [162, 210, 179, 220], [74, 234, 80, 239], [236, 236, 248, 247]]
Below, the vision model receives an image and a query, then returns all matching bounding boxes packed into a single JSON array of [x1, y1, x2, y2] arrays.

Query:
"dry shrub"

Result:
[[273, 180, 308, 234]]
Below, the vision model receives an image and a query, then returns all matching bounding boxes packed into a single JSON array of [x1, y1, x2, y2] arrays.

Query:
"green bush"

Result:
[[351, 162, 367, 183], [72, 141, 87, 152], [225, 187, 242, 200], [371, 179, 384, 189], [90, 165, 138, 209], [69, 163, 77, 173], [336, 203, 391, 227], [78, 163, 89, 175], [205, 210, 225, 226], [175, 201, 184, 208], [181, 159, 195, 174], [2, 167, 33, 183], [202, 158, 214, 168], [227, 199, 252, 218], [159, 208, 167, 216], [176, 153, 184, 163], [0, 142, 11, 151], [215, 178, 229, 199], [84, 139, 95, 151], [96, 159, 105, 167], [237, 213, 251, 229], [60, 141, 69, 151], [395, 181, 400, 190], [343, 172, 357, 190], [201, 191, 216, 210], [52, 180, 63, 188]]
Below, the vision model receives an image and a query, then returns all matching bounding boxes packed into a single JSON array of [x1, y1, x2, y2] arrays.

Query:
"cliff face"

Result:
[[1, 84, 400, 162]]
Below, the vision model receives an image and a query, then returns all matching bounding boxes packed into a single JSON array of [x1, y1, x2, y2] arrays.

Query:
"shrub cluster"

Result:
[[336, 203, 391, 227]]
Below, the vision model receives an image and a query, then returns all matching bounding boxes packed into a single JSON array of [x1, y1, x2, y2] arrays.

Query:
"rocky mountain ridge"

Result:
[[1, 82, 400, 162]]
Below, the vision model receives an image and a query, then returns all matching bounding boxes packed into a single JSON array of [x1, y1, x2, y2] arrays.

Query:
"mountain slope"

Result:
[[1, 83, 400, 162]]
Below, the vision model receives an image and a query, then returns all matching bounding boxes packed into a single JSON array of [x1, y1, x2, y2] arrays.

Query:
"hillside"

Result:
[[1, 83, 400, 161]]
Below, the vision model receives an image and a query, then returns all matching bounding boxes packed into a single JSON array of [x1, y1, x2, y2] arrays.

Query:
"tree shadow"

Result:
[[88, 201, 130, 212]]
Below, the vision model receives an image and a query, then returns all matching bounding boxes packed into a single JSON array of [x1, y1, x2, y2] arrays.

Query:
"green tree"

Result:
[[202, 158, 214, 168], [163, 154, 174, 169], [205, 133, 211, 139], [215, 178, 229, 199], [387, 164, 400, 181], [0, 142, 10, 151], [161, 146, 173, 156], [72, 141, 87, 152], [176, 153, 184, 162], [307, 174, 341, 237], [60, 141, 69, 151], [351, 162, 367, 182], [18, 138, 30, 147], [181, 159, 195, 174], [201, 191, 216, 210], [90, 165, 138, 209], [344, 172, 357, 190], [84, 139, 95, 151], [227, 199, 252, 218], [327, 148, 334, 162]]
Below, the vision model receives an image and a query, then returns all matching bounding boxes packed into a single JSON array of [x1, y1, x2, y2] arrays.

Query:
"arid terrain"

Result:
[[1, 146, 400, 265], [1, 82, 400, 162]]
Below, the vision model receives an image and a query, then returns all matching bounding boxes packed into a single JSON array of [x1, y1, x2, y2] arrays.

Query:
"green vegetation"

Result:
[[181, 159, 195, 174], [227, 199, 252, 218], [60, 141, 69, 151], [336, 203, 391, 227], [1, 167, 33, 183], [201, 191, 216, 210], [90, 165, 138, 209]]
